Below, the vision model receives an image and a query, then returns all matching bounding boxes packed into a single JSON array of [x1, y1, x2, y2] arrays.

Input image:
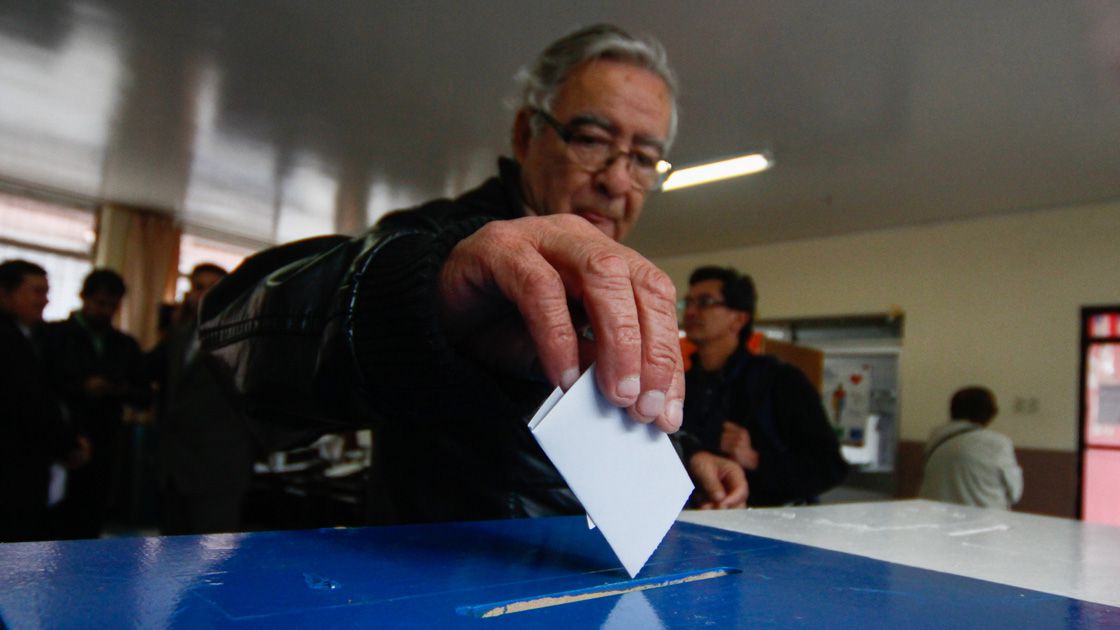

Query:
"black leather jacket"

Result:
[[200, 159, 581, 522]]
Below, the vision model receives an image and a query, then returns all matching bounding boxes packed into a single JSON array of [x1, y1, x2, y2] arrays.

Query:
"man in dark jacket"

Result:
[[679, 266, 848, 506], [0, 259, 88, 542], [44, 268, 149, 539], [150, 263, 255, 535], [201, 24, 746, 524]]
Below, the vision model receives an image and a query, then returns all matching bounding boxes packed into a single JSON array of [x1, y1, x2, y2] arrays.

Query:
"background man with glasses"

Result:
[[201, 24, 747, 524], [678, 266, 847, 507]]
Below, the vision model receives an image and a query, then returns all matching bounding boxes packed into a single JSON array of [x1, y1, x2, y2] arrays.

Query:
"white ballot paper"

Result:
[[528, 365, 694, 578]]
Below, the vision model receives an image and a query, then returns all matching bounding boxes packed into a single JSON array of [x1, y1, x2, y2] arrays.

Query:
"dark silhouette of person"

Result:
[[149, 263, 255, 534], [44, 268, 149, 539], [0, 259, 88, 541]]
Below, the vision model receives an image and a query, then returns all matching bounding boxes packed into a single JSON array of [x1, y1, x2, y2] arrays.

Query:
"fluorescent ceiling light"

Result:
[[661, 152, 772, 192]]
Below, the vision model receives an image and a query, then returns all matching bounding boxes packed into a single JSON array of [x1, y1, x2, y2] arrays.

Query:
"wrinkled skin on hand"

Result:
[[438, 214, 684, 433]]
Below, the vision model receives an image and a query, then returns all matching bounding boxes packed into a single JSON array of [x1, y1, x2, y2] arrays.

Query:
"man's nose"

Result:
[[595, 154, 633, 196]]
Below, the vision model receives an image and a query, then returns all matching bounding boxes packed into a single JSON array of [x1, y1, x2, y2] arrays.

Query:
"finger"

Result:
[[720, 422, 740, 452], [718, 465, 749, 508], [501, 256, 581, 391], [578, 247, 644, 408], [465, 222, 582, 390], [627, 260, 682, 428], [529, 216, 673, 410], [517, 215, 641, 399], [720, 492, 747, 509], [692, 455, 728, 504], [644, 352, 685, 432]]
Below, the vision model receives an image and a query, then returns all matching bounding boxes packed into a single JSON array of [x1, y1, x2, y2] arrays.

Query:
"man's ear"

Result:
[[512, 108, 533, 163], [730, 312, 750, 336]]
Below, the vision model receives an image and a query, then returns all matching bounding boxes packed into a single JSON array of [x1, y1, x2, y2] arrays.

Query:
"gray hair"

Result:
[[515, 24, 679, 151]]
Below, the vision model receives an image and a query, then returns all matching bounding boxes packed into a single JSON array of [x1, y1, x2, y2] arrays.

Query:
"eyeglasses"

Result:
[[678, 295, 727, 311], [532, 109, 672, 191]]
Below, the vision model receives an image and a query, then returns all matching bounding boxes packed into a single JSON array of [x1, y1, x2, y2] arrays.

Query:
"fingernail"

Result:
[[560, 368, 579, 391], [617, 375, 641, 400], [637, 389, 666, 419], [665, 399, 683, 430]]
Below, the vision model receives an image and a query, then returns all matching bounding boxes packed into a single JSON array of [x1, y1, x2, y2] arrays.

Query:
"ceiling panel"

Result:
[[0, 0, 1118, 257]]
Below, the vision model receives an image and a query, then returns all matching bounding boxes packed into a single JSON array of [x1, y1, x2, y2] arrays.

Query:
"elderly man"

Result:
[[201, 24, 747, 523]]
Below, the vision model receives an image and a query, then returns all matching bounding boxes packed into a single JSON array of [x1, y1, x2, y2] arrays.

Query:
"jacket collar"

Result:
[[689, 344, 753, 380]]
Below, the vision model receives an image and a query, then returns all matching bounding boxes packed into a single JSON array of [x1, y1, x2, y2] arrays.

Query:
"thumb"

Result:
[[694, 457, 727, 502]]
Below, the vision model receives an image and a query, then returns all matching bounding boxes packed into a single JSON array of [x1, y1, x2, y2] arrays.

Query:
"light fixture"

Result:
[[660, 152, 773, 192]]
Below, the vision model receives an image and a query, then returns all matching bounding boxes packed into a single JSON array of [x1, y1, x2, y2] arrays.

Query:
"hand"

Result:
[[720, 421, 759, 470], [83, 375, 118, 398], [688, 450, 748, 509], [438, 215, 684, 432], [66, 435, 92, 469]]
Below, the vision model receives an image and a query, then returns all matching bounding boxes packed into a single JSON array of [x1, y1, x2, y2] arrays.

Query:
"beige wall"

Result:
[[653, 199, 1120, 451]]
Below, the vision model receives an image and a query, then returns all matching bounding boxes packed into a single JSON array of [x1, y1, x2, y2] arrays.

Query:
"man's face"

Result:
[[2, 273, 49, 327], [81, 291, 122, 331], [514, 59, 673, 242], [184, 270, 224, 314], [682, 279, 748, 346]]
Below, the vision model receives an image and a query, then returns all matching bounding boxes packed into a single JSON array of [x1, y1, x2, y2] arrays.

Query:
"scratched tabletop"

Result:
[[2, 503, 1119, 628]]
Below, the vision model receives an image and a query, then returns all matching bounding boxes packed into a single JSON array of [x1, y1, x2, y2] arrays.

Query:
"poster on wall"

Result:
[[822, 360, 873, 442], [1086, 343, 1120, 446]]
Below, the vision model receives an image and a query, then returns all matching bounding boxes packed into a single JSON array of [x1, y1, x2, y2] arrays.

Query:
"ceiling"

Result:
[[1, 1, 1118, 258]]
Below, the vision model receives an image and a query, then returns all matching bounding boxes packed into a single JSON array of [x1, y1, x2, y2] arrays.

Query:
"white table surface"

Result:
[[680, 499, 1120, 608]]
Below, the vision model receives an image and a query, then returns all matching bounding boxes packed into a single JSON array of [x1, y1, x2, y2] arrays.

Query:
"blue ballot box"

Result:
[[2, 508, 1119, 628]]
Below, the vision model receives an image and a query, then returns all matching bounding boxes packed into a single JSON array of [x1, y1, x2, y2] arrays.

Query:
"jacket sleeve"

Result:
[[198, 213, 529, 451], [997, 436, 1024, 505], [768, 363, 849, 501], [0, 331, 78, 461]]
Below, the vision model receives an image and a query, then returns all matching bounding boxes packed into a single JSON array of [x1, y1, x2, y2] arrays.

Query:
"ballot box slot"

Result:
[[455, 566, 739, 618]]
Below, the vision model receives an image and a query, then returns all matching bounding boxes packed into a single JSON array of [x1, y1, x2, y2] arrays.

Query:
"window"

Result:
[[1080, 307, 1120, 525], [0, 189, 95, 321]]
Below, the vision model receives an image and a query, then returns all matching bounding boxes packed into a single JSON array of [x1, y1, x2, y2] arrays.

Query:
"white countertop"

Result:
[[680, 499, 1120, 608]]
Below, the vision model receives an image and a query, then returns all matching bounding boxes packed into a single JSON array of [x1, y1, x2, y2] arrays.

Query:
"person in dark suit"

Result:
[[0, 259, 88, 542], [148, 263, 255, 535], [44, 268, 150, 539]]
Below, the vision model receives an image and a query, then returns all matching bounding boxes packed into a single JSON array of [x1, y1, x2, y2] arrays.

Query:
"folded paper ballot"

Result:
[[528, 365, 694, 578]]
